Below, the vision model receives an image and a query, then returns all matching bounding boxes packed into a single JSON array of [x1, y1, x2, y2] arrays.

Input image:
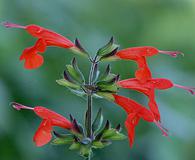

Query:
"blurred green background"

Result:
[[0, 0, 195, 160]]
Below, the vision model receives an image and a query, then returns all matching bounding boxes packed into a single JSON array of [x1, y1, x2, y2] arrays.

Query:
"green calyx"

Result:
[[97, 37, 119, 60], [51, 112, 126, 159], [56, 79, 81, 89]]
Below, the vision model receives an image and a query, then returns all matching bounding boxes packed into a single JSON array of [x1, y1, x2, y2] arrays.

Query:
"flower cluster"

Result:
[[4, 22, 194, 159], [111, 46, 195, 147]]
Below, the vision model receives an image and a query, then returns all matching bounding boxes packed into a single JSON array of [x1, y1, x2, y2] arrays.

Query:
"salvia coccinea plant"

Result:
[[3, 22, 195, 159]]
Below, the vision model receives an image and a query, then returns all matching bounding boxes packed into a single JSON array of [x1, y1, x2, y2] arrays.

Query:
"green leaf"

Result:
[[98, 84, 118, 93], [109, 133, 127, 141], [74, 38, 89, 56], [69, 88, 86, 97], [95, 120, 111, 141], [102, 128, 116, 139], [70, 39, 89, 57], [92, 141, 105, 149], [56, 79, 80, 89], [96, 92, 115, 101], [97, 74, 119, 87], [79, 146, 92, 158], [66, 64, 84, 83], [101, 73, 116, 82], [51, 135, 74, 145], [99, 64, 111, 80], [92, 63, 100, 82], [69, 142, 81, 150], [92, 108, 103, 133], [101, 140, 112, 146], [97, 37, 119, 56]]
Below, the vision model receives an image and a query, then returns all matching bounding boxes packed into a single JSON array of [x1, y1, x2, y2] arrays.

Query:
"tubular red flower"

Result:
[[11, 102, 72, 147], [112, 94, 168, 147], [117, 78, 195, 121], [3, 22, 75, 69], [116, 46, 183, 59], [115, 46, 182, 82]]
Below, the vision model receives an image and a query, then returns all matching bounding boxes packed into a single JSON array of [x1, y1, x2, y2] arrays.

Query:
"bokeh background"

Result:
[[0, 0, 195, 160]]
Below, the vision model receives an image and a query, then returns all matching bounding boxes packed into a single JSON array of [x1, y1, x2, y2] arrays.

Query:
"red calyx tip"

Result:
[[2, 21, 25, 29], [10, 102, 33, 110]]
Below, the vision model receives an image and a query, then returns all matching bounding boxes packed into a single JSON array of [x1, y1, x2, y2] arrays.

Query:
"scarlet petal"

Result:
[[34, 106, 72, 129], [113, 94, 147, 114], [136, 57, 148, 68], [116, 46, 158, 60], [25, 24, 74, 48], [35, 39, 47, 53], [117, 78, 149, 93], [135, 67, 152, 83], [125, 113, 140, 147], [138, 107, 154, 122], [33, 120, 52, 147], [24, 52, 44, 69], [148, 91, 161, 121], [151, 78, 174, 90]]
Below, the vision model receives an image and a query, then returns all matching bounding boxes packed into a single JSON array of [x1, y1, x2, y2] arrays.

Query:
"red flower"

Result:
[[11, 102, 72, 147], [115, 46, 182, 82], [116, 46, 183, 59], [3, 22, 75, 69], [117, 78, 195, 121], [113, 94, 168, 147]]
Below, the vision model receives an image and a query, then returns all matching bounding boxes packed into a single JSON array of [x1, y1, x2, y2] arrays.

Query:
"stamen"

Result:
[[2, 22, 26, 29], [154, 120, 169, 137], [159, 50, 184, 57], [174, 84, 195, 95], [10, 102, 34, 110]]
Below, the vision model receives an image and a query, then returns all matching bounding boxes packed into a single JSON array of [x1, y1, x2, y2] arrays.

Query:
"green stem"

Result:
[[87, 153, 91, 160], [86, 56, 97, 138]]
